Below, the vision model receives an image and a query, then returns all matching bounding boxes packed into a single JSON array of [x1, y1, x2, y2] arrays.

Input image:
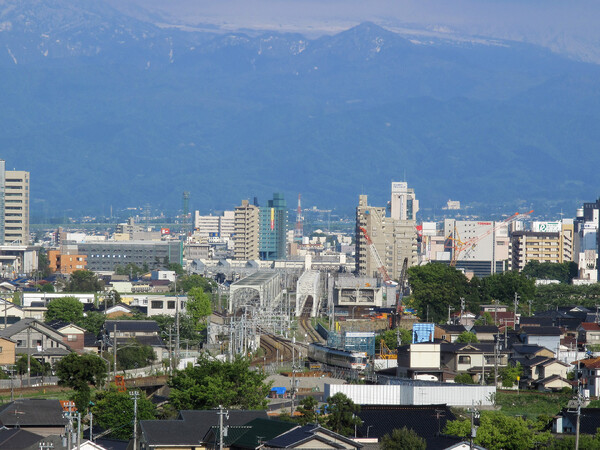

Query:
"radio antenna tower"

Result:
[[294, 194, 303, 242], [182, 191, 190, 238]]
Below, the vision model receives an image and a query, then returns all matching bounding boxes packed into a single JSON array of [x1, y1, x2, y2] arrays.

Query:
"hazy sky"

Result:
[[106, 0, 600, 62]]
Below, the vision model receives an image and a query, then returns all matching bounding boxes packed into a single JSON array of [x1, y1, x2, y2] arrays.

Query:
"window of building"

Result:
[[151, 301, 163, 309], [68, 335, 77, 341], [458, 355, 471, 364], [17, 340, 24, 347], [167, 301, 176, 309]]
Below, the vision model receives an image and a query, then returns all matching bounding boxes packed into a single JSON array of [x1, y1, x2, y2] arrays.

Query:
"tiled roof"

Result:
[[229, 418, 297, 449], [0, 427, 41, 449], [521, 326, 562, 336], [579, 322, 600, 332], [572, 357, 600, 369], [139, 410, 268, 446], [266, 425, 362, 449], [356, 405, 460, 449], [105, 320, 160, 333], [0, 399, 68, 427]]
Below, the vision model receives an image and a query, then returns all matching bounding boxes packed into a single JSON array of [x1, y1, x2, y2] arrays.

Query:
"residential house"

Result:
[[577, 323, 600, 346], [573, 357, 600, 397], [434, 325, 467, 343], [22, 302, 47, 321], [397, 343, 451, 381], [0, 336, 17, 366], [511, 344, 555, 360], [553, 408, 600, 435], [0, 319, 71, 365], [0, 399, 68, 437], [48, 322, 86, 353], [439, 343, 509, 382], [517, 356, 570, 390], [265, 424, 363, 449], [103, 320, 167, 361], [139, 410, 268, 450], [0, 297, 24, 328], [450, 311, 476, 327], [520, 326, 562, 352], [471, 325, 499, 342]]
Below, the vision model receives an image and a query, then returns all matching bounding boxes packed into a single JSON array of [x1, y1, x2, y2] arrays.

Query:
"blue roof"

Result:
[[271, 387, 287, 395]]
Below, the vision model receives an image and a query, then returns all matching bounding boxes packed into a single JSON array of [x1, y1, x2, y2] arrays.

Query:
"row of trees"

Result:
[[406, 261, 590, 323]]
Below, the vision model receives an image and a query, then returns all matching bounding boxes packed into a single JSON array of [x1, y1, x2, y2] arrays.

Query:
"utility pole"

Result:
[[460, 297, 465, 325], [448, 305, 454, 325], [27, 326, 31, 387], [130, 391, 139, 450], [113, 323, 117, 382], [467, 407, 479, 450], [513, 292, 519, 328], [217, 405, 228, 450]]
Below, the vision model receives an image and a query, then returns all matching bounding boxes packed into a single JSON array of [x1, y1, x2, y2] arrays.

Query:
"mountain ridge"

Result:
[[0, 1, 598, 217]]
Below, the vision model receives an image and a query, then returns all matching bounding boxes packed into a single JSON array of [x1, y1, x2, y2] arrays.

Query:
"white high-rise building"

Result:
[[390, 182, 419, 221], [0, 162, 29, 245]]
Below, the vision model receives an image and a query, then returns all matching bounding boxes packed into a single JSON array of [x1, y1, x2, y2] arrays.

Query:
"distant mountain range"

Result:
[[1, 0, 599, 218]]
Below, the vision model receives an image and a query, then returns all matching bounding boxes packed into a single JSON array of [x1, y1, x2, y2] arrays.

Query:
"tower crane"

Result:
[[448, 210, 533, 266]]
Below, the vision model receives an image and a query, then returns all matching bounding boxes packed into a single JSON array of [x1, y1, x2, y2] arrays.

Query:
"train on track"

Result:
[[307, 343, 368, 371]]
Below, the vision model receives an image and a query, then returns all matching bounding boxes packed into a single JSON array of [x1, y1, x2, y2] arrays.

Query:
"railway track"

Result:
[[256, 333, 298, 365], [299, 317, 323, 343]]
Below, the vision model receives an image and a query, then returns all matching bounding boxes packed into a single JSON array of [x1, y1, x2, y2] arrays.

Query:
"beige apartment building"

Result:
[[4, 170, 29, 245], [355, 184, 418, 281], [509, 221, 575, 271], [234, 200, 259, 260]]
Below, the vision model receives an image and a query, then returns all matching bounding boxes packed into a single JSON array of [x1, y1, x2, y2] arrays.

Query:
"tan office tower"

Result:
[[355, 193, 418, 280], [4, 170, 29, 244], [234, 200, 259, 260]]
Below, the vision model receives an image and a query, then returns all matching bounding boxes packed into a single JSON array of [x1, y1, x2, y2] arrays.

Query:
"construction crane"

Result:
[[359, 226, 394, 285], [448, 210, 533, 266], [396, 257, 409, 314]]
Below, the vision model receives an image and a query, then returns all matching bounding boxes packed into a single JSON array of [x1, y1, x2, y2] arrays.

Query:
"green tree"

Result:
[[167, 263, 185, 275], [454, 373, 475, 384], [474, 311, 494, 326], [479, 271, 535, 305], [77, 311, 106, 335], [56, 353, 108, 412], [522, 261, 578, 284], [153, 314, 202, 346], [38, 248, 52, 278], [296, 396, 323, 425], [499, 362, 523, 388], [37, 283, 55, 293], [45, 297, 84, 323], [92, 388, 156, 440], [376, 328, 412, 350], [455, 331, 479, 343], [169, 355, 271, 410], [15, 355, 49, 376], [176, 274, 215, 293], [444, 411, 551, 450], [116, 341, 156, 370], [324, 393, 362, 436], [65, 270, 104, 292], [380, 427, 426, 450], [187, 287, 212, 330], [407, 263, 476, 323]]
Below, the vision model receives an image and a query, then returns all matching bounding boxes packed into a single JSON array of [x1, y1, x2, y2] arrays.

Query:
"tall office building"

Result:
[[259, 193, 287, 261], [0, 162, 29, 245], [234, 200, 260, 260], [355, 183, 418, 280], [390, 182, 419, 221]]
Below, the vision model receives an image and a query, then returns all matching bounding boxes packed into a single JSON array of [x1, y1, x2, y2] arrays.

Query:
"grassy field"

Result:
[[494, 390, 572, 419]]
